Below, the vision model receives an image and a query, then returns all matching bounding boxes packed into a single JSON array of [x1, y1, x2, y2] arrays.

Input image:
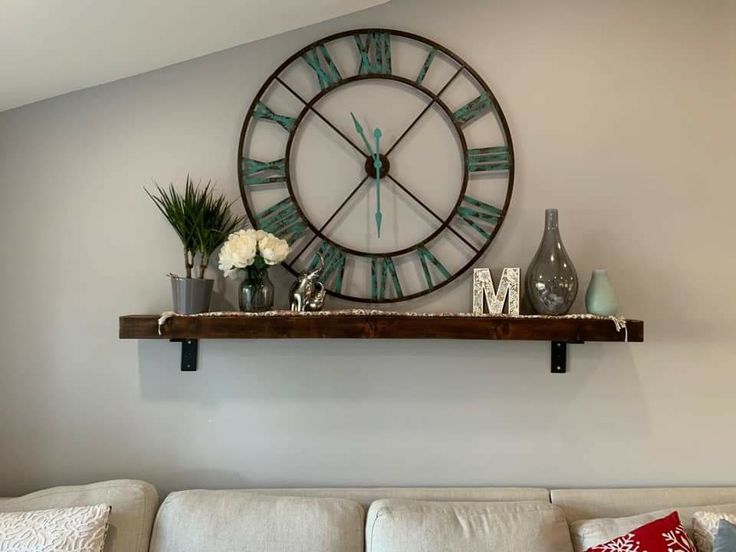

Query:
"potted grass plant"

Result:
[[146, 176, 243, 314]]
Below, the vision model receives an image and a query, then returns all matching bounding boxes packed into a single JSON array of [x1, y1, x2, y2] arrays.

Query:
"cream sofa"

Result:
[[3, 480, 736, 551], [0, 480, 158, 552]]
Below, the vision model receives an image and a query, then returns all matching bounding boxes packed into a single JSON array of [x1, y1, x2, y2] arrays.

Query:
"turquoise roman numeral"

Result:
[[452, 93, 493, 126], [417, 246, 451, 288], [457, 196, 502, 240], [308, 241, 346, 294], [467, 146, 510, 173], [253, 102, 296, 132], [256, 197, 307, 245], [415, 48, 437, 86], [303, 44, 342, 90], [371, 257, 403, 300], [355, 32, 392, 75], [242, 158, 286, 186]]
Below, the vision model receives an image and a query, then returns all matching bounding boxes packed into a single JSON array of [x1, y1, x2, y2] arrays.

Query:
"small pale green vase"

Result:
[[585, 269, 618, 316]]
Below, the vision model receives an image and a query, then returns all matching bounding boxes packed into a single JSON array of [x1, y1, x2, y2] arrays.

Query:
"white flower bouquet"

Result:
[[218, 229, 290, 278]]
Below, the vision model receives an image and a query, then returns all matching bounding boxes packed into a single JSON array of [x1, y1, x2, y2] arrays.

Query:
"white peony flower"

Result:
[[218, 229, 257, 278], [258, 232, 290, 265]]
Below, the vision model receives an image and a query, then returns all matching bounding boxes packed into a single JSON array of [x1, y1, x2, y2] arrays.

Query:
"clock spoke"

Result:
[[386, 174, 479, 253], [292, 175, 371, 262], [384, 65, 464, 157], [275, 77, 369, 160]]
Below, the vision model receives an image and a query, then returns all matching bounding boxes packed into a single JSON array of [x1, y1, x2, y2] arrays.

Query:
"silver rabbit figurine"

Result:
[[289, 255, 327, 312]]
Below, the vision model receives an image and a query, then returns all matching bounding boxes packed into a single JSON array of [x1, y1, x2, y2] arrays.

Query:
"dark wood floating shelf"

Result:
[[119, 313, 643, 374]]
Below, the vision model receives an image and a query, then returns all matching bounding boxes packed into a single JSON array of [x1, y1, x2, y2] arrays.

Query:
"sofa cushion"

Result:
[[0, 504, 111, 552], [551, 488, 736, 523], [570, 503, 736, 551], [149, 490, 364, 552], [234, 487, 549, 508], [366, 499, 574, 552], [0, 480, 157, 552]]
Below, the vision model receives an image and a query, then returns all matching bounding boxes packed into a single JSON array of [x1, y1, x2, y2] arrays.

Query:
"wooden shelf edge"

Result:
[[119, 314, 644, 343]]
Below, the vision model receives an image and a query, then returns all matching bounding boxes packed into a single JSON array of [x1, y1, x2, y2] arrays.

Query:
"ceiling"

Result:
[[0, 0, 389, 112]]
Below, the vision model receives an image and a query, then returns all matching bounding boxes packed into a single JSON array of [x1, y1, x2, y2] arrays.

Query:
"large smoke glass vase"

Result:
[[525, 209, 578, 315]]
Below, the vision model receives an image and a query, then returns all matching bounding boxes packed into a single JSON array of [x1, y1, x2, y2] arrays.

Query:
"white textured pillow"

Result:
[[693, 511, 736, 552], [570, 503, 736, 552], [0, 504, 110, 552]]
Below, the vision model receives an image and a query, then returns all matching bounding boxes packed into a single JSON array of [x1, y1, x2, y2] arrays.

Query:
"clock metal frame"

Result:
[[238, 28, 515, 303]]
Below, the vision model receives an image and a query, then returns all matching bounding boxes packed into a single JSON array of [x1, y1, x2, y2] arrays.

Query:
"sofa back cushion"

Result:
[[0, 480, 158, 552], [551, 488, 736, 523], [218, 487, 549, 508], [149, 490, 364, 552], [366, 499, 573, 552]]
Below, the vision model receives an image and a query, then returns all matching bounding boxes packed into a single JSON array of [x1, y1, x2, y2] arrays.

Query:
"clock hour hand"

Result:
[[350, 112, 375, 157], [373, 127, 383, 238]]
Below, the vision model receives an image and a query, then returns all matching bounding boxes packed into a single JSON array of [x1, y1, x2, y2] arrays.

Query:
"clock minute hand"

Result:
[[373, 127, 383, 238], [350, 112, 375, 157]]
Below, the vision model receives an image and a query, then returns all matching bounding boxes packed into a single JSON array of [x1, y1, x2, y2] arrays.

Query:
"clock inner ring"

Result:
[[281, 76, 471, 258], [364, 154, 391, 179]]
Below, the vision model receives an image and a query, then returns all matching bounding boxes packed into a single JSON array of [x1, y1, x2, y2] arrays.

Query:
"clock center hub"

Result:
[[365, 154, 391, 179]]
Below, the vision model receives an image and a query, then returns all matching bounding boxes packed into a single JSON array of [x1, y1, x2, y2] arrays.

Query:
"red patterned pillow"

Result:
[[586, 511, 696, 552]]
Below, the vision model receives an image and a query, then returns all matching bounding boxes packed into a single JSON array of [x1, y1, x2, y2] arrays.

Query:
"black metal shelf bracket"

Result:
[[171, 339, 198, 371], [551, 341, 567, 373], [551, 341, 585, 373]]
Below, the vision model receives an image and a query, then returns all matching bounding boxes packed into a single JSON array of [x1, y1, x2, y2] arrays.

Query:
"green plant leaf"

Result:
[[146, 175, 243, 278]]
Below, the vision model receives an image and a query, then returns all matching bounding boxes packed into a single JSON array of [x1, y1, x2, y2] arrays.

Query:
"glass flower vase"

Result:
[[239, 266, 274, 312], [525, 209, 578, 315]]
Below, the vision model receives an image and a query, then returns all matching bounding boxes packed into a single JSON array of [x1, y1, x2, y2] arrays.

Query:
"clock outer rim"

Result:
[[237, 27, 515, 304]]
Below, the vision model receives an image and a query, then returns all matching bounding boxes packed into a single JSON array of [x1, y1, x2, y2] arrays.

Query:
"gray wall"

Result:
[[1, 0, 735, 496]]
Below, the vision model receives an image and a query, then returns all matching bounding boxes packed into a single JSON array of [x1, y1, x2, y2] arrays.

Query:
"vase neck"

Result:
[[544, 209, 559, 231], [245, 265, 268, 279]]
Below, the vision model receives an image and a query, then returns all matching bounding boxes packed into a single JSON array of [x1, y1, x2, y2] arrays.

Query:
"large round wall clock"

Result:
[[238, 28, 514, 303]]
